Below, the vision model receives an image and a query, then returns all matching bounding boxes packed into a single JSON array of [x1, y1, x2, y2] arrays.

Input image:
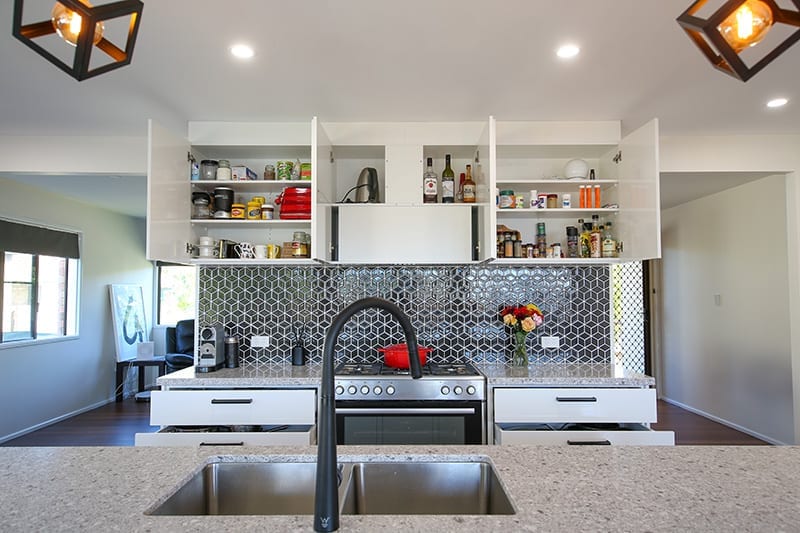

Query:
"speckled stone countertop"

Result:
[[158, 363, 654, 389], [477, 363, 655, 387], [1, 444, 797, 531]]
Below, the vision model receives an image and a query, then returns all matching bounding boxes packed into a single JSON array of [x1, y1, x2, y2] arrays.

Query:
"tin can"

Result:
[[537, 193, 548, 209], [499, 190, 515, 209], [528, 190, 538, 208], [300, 162, 312, 180]]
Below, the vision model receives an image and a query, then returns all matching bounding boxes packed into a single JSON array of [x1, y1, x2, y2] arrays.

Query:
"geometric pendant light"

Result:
[[12, 0, 144, 81], [677, 0, 800, 81]]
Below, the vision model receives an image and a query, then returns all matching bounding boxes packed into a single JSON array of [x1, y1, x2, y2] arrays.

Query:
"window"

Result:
[[1, 219, 80, 344], [157, 263, 196, 325]]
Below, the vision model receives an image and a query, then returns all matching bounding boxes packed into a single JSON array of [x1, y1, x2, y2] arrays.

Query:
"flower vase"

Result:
[[512, 330, 529, 367]]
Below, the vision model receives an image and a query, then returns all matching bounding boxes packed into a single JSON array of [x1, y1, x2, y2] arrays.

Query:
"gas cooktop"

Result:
[[334, 362, 485, 401]]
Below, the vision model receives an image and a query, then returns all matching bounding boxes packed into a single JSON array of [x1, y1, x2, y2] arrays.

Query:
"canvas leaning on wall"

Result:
[[109, 284, 148, 362]]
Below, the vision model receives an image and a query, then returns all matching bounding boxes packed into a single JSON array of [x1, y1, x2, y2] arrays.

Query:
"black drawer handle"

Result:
[[567, 440, 611, 446], [211, 398, 253, 405], [199, 441, 245, 446], [555, 396, 597, 402]]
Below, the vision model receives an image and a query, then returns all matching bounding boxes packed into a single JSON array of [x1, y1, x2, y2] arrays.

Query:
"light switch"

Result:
[[713, 294, 722, 307], [251, 335, 271, 348]]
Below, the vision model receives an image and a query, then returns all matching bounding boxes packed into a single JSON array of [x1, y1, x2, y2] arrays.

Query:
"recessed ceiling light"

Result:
[[230, 44, 255, 59], [556, 44, 580, 59], [766, 97, 788, 108]]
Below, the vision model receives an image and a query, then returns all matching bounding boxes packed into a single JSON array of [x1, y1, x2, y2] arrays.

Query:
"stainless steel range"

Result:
[[334, 362, 486, 445]]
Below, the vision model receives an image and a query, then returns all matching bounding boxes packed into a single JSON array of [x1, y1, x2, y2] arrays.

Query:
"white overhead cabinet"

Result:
[[147, 117, 660, 264], [491, 118, 661, 263], [316, 121, 492, 263], [146, 118, 318, 264]]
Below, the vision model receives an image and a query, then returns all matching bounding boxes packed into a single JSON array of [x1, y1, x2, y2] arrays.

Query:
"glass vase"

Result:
[[512, 330, 529, 367]]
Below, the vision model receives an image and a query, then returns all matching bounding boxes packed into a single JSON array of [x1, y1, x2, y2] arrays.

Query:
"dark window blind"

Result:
[[0, 219, 80, 259]]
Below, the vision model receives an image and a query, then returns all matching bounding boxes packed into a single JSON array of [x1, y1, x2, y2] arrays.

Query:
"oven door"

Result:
[[335, 399, 484, 445]]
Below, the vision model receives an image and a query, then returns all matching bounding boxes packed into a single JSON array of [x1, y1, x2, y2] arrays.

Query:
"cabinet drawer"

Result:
[[494, 423, 674, 446], [134, 425, 316, 447], [494, 388, 657, 423], [150, 389, 316, 426]]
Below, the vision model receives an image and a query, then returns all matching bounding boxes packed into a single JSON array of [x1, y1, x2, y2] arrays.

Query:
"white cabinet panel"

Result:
[[150, 389, 316, 426], [135, 425, 316, 447], [494, 388, 657, 423], [494, 423, 674, 446]]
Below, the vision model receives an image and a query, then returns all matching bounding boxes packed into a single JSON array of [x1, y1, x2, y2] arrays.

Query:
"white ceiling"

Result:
[[1, 0, 798, 216]]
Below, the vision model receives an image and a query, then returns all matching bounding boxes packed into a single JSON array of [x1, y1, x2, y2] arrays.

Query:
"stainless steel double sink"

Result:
[[147, 457, 516, 516]]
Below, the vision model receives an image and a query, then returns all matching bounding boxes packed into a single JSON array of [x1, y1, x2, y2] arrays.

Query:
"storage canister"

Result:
[[212, 187, 234, 218], [276, 160, 294, 180], [546, 194, 558, 208], [216, 160, 232, 181], [300, 162, 312, 180], [200, 160, 219, 181], [263, 164, 276, 180]]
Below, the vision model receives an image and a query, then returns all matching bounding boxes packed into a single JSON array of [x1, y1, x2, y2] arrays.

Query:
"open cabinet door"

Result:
[[313, 116, 333, 261], [146, 119, 194, 263], [616, 118, 661, 261]]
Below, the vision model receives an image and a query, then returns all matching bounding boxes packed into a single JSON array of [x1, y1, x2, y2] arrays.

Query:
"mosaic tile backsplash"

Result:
[[198, 265, 611, 367]]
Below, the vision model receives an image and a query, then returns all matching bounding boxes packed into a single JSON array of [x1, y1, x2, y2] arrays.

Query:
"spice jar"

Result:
[[263, 164, 276, 180], [216, 160, 232, 181], [499, 190, 515, 209]]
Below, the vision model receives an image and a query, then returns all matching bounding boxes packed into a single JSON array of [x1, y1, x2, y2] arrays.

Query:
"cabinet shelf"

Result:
[[189, 258, 315, 266], [496, 179, 617, 186], [322, 202, 488, 208], [496, 208, 617, 217], [191, 180, 311, 189], [492, 257, 624, 265], [191, 219, 311, 227]]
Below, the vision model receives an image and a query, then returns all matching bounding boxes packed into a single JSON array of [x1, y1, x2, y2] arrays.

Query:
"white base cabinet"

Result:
[[135, 388, 317, 447], [492, 387, 674, 446]]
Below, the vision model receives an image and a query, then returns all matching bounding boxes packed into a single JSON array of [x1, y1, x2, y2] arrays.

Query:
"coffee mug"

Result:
[[254, 244, 267, 259], [198, 235, 214, 246], [267, 244, 281, 259], [235, 242, 255, 259]]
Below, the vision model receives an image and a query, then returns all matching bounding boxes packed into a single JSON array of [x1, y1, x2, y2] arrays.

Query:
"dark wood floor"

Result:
[[1, 398, 768, 447]]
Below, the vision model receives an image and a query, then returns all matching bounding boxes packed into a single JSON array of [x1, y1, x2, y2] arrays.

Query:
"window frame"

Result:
[[155, 261, 197, 326]]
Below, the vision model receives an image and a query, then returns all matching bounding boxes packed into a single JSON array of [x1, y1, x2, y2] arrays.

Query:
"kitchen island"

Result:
[[1, 444, 796, 531]]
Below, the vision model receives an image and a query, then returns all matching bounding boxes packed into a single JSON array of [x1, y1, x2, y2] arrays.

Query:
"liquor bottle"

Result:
[[423, 157, 438, 203], [579, 219, 591, 258], [463, 164, 476, 203], [457, 172, 465, 202], [441, 154, 455, 203], [590, 215, 602, 258], [602, 221, 618, 258]]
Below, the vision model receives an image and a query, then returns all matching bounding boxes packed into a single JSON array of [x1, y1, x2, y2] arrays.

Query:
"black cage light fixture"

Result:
[[677, 0, 800, 81], [12, 0, 143, 81]]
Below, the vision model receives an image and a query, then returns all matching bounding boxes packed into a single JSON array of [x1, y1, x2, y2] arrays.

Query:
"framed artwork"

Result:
[[109, 284, 148, 362]]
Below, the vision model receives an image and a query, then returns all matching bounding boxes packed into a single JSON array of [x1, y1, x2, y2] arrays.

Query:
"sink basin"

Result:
[[341, 461, 515, 515], [148, 457, 515, 516], [148, 461, 331, 515]]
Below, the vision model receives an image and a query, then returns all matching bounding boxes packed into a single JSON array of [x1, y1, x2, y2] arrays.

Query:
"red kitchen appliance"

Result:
[[275, 186, 311, 219]]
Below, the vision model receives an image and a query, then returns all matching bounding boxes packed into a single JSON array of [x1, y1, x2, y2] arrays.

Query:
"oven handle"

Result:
[[336, 407, 476, 415]]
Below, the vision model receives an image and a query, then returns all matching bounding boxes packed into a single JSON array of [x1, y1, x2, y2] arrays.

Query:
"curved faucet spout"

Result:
[[314, 297, 422, 532]]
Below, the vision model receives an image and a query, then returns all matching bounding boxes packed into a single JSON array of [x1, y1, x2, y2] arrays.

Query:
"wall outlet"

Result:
[[251, 335, 270, 348], [541, 336, 560, 349]]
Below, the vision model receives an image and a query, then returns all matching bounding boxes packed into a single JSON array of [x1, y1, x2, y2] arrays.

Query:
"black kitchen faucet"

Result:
[[314, 297, 423, 532]]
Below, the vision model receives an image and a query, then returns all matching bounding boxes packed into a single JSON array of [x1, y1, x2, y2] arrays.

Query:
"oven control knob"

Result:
[[347, 385, 357, 395], [386, 385, 395, 395], [441, 386, 450, 395], [361, 385, 370, 395], [335, 385, 344, 395], [373, 386, 382, 395], [453, 386, 463, 395], [466, 385, 476, 395]]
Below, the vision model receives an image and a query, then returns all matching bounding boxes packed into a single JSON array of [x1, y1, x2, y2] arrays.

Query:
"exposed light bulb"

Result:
[[717, 0, 773, 53], [51, 1, 104, 46]]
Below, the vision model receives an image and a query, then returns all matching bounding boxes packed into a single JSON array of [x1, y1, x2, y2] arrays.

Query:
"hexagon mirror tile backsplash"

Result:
[[198, 265, 611, 367]]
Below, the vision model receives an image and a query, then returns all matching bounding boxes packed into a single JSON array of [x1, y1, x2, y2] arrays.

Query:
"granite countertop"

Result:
[[159, 363, 654, 389], [2, 444, 797, 531]]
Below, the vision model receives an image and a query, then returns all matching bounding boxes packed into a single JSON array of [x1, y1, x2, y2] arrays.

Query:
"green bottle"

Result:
[[441, 154, 455, 203]]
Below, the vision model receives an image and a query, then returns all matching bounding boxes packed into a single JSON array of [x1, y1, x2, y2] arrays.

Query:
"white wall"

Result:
[[660, 175, 794, 444], [0, 176, 153, 442]]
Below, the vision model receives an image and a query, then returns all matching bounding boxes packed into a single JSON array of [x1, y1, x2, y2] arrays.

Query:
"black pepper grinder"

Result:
[[291, 324, 306, 366], [225, 336, 240, 368]]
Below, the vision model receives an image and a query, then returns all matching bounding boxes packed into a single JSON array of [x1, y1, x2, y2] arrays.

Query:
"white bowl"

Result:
[[564, 159, 589, 179]]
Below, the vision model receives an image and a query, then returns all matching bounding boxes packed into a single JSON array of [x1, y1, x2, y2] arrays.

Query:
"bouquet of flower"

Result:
[[500, 304, 544, 366]]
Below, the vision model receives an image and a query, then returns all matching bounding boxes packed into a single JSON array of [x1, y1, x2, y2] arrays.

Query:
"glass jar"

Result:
[[230, 203, 246, 219], [200, 160, 218, 181], [192, 196, 210, 219], [261, 204, 274, 220], [216, 160, 232, 181], [263, 164, 276, 180]]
